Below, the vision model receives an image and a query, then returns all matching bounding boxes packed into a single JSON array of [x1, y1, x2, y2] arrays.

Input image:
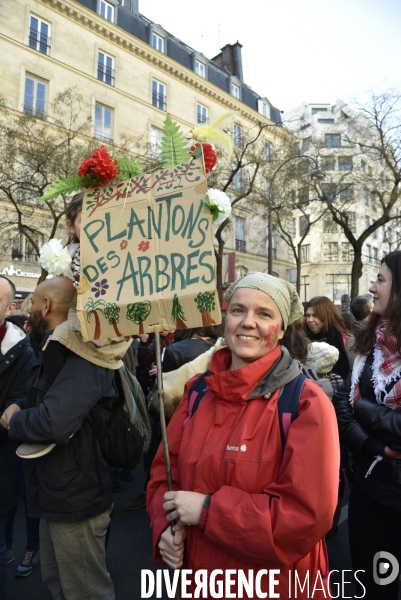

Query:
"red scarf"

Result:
[[0, 320, 7, 347]]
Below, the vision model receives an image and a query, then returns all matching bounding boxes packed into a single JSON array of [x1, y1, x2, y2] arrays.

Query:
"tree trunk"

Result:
[[139, 321, 144, 335], [215, 247, 223, 306], [296, 250, 302, 296], [93, 310, 101, 340], [37, 267, 48, 285], [201, 311, 216, 327], [351, 245, 363, 300], [112, 319, 122, 337], [175, 318, 188, 330], [215, 224, 227, 307]]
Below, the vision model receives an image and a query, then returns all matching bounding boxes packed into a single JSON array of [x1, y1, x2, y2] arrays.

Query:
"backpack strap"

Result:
[[183, 370, 306, 448], [301, 365, 319, 382], [277, 374, 307, 448], [183, 370, 210, 429]]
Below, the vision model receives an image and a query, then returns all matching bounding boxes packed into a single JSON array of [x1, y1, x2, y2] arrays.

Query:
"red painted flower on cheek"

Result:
[[264, 324, 281, 350]]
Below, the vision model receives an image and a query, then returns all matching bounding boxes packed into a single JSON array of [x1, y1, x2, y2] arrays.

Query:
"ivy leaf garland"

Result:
[[160, 114, 191, 167], [40, 174, 96, 202], [115, 156, 143, 180], [39, 157, 142, 202], [39, 115, 199, 202]]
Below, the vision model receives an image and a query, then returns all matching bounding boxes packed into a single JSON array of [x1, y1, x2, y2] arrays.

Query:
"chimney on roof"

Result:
[[212, 42, 244, 83]]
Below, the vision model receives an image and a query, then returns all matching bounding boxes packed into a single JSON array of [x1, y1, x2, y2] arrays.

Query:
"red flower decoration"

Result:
[[78, 158, 92, 176], [78, 146, 119, 185], [138, 241, 150, 252], [190, 142, 217, 173], [120, 240, 128, 250]]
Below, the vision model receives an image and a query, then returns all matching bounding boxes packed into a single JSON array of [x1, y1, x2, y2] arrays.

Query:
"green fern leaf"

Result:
[[160, 114, 190, 167], [39, 174, 96, 202], [115, 156, 143, 180]]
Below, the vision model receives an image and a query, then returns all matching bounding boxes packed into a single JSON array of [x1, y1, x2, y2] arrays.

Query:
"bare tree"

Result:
[[318, 92, 401, 298], [206, 122, 287, 300], [272, 197, 326, 295], [0, 88, 138, 282]]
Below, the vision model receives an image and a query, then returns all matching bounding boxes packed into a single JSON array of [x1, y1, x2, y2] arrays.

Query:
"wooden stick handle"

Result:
[[154, 332, 173, 491], [154, 332, 182, 600]]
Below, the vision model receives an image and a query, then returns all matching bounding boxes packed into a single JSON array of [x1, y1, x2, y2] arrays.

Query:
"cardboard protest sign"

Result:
[[76, 157, 222, 341]]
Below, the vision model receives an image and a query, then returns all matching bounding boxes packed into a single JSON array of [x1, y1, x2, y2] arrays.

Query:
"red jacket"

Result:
[[147, 346, 340, 599]]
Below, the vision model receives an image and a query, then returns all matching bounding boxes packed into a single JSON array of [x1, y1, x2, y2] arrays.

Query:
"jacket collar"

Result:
[[206, 345, 301, 403], [1, 321, 26, 355]]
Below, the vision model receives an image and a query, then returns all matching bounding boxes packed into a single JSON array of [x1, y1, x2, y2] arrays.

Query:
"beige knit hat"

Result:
[[306, 342, 339, 375], [224, 271, 304, 329]]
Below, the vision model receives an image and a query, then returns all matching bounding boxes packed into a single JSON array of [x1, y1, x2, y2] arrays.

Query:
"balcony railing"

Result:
[[197, 113, 209, 125], [235, 239, 246, 252], [152, 92, 167, 111], [28, 28, 51, 54], [94, 132, 113, 144], [150, 146, 162, 160], [23, 105, 46, 120], [97, 66, 115, 86]]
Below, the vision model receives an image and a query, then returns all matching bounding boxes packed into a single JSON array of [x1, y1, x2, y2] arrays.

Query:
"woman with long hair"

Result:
[[333, 250, 401, 599], [304, 296, 353, 380], [147, 272, 340, 598]]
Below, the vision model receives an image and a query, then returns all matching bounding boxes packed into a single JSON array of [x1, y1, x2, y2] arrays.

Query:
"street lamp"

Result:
[[266, 154, 326, 275]]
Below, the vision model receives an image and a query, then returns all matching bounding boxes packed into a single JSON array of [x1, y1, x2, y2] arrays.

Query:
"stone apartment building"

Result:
[[0, 0, 294, 299], [282, 100, 400, 304]]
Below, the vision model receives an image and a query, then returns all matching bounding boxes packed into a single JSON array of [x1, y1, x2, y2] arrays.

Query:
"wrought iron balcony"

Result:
[[29, 28, 51, 54], [152, 92, 167, 111], [97, 66, 115, 86], [235, 239, 246, 252]]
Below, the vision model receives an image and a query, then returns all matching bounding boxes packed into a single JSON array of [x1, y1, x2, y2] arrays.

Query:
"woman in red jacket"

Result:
[[147, 272, 340, 599]]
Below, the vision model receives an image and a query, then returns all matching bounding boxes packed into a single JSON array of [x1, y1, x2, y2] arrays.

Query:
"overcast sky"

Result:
[[143, 0, 401, 112]]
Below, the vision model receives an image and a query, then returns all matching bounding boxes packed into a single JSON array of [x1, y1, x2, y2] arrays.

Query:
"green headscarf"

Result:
[[224, 272, 304, 329]]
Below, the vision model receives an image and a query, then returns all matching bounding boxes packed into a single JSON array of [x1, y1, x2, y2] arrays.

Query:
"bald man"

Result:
[[5, 277, 116, 600], [0, 276, 36, 598]]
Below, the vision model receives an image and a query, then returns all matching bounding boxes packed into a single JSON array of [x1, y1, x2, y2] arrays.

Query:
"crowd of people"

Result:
[[0, 191, 401, 600]]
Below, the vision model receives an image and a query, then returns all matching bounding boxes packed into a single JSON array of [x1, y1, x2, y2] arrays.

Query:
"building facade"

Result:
[[0, 0, 294, 297], [282, 100, 400, 304]]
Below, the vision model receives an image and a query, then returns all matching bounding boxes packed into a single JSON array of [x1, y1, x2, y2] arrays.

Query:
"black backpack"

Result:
[[186, 370, 307, 448], [93, 366, 151, 470]]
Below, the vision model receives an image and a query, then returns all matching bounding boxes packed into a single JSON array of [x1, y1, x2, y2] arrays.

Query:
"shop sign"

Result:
[[1, 265, 41, 278]]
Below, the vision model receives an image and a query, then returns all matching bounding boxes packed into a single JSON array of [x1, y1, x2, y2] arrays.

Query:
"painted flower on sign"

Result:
[[91, 279, 109, 298], [120, 240, 128, 250], [138, 241, 150, 252]]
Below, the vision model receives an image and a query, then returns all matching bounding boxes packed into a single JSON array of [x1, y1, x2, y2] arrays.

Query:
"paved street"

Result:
[[7, 464, 165, 600], [8, 465, 355, 600]]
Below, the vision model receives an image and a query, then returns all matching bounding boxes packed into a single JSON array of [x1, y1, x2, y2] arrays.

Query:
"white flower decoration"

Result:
[[204, 188, 232, 225], [39, 239, 72, 276]]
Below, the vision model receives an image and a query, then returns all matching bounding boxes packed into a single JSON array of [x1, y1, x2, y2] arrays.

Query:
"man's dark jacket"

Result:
[[162, 338, 216, 373], [0, 323, 36, 515], [8, 342, 115, 521]]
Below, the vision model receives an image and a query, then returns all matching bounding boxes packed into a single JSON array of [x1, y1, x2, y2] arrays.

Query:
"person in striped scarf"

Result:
[[333, 249, 401, 600]]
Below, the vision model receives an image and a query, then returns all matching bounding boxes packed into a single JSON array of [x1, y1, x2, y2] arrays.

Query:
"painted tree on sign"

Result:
[[104, 302, 122, 337], [85, 298, 105, 340], [126, 301, 151, 334], [171, 294, 188, 330], [194, 292, 216, 327]]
